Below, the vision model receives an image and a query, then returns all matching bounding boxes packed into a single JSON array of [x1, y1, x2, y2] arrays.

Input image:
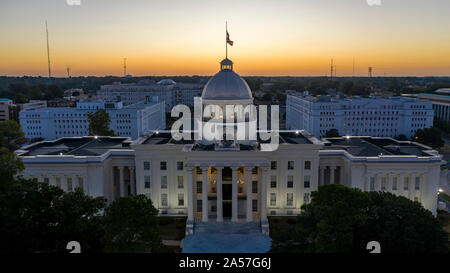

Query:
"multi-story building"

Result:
[[0, 98, 18, 122], [19, 98, 165, 141], [98, 79, 204, 111], [417, 93, 450, 122], [15, 57, 445, 240], [286, 93, 434, 139]]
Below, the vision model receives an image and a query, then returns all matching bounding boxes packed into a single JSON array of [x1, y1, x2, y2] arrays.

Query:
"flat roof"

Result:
[[322, 136, 433, 157], [18, 136, 132, 157]]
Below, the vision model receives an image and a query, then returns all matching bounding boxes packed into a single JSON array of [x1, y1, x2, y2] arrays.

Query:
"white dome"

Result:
[[201, 59, 253, 101]]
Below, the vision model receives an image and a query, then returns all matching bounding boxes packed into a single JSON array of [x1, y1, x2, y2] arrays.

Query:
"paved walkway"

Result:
[[182, 222, 271, 253]]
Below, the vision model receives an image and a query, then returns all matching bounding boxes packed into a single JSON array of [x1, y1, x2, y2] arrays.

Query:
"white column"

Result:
[[320, 167, 325, 186], [330, 166, 336, 184], [216, 167, 223, 222], [375, 173, 381, 191], [187, 168, 194, 222], [409, 173, 416, 200], [119, 166, 125, 197], [231, 167, 238, 222], [261, 168, 268, 221], [246, 167, 253, 222], [130, 167, 136, 195], [387, 173, 393, 192], [202, 167, 208, 222]]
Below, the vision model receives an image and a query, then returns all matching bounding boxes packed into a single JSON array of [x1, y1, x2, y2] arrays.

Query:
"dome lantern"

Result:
[[220, 58, 233, 71]]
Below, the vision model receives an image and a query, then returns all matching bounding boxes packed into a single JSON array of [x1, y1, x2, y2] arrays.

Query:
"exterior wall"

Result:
[[287, 94, 434, 139], [319, 154, 442, 215], [19, 101, 165, 140], [98, 82, 203, 111], [133, 143, 322, 217], [418, 93, 450, 122]]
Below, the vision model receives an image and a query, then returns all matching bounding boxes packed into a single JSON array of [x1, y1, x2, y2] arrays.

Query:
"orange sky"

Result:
[[1, 0, 450, 77]]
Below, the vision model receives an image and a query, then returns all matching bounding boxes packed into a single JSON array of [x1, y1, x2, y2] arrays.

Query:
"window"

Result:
[[144, 176, 151, 188], [43, 177, 49, 184], [288, 161, 295, 170], [144, 161, 150, 171], [287, 175, 294, 188], [252, 167, 258, 174], [197, 200, 202, 212], [77, 177, 84, 191], [161, 194, 168, 206], [304, 161, 311, 170], [177, 176, 184, 189], [67, 178, 73, 191], [161, 176, 167, 189], [178, 193, 184, 206], [197, 181, 202, 193], [304, 175, 310, 188], [270, 193, 276, 206], [381, 177, 387, 191], [404, 177, 409, 190], [252, 181, 258, 193], [370, 177, 375, 191], [270, 161, 277, 170], [414, 197, 419, 202], [160, 161, 167, 170], [304, 193, 310, 203], [270, 176, 277, 188], [252, 199, 258, 212], [56, 177, 61, 188], [415, 177, 420, 190], [392, 177, 397, 190], [177, 161, 183, 171], [286, 193, 294, 206]]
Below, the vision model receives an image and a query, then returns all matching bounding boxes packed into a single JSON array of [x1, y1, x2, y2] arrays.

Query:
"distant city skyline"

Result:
[[1, 0, 450, 77]]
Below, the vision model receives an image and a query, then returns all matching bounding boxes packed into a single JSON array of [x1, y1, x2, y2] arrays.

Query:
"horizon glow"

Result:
[[0, 0, 449, 77]]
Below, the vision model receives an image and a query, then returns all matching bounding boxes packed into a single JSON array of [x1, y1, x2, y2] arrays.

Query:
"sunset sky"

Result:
[[1, 0, 450, 77]]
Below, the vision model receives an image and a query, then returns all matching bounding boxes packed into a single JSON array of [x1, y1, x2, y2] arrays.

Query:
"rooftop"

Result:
[[140, 130, 315, 151], [17, 136, 132, 157], [322, 136, 435, 157]]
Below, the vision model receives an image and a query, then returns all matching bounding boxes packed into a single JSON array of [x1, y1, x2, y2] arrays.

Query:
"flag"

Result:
[[226, 31, 233, 46]]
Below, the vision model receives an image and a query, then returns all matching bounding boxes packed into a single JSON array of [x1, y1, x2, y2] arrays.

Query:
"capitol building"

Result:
[[15, 57, 445, 236]]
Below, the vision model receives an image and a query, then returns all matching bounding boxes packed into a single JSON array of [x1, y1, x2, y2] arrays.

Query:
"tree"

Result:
[[0, 120, 27, 151], [395, 134, 408, 141], [413, 128, 444, 148], [0, 181, 106, 253], [271, 185, 448, 253], [87, 109, 115, 136], [102, 195, 163, 253], [360, 191, 448, 253], [324, 129, 340, 138]]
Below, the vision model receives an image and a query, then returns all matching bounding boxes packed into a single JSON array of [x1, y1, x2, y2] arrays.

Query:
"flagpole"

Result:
[[225, 21, 228, 59]]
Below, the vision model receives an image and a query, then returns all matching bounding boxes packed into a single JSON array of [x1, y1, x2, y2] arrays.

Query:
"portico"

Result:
[[185, 161, 269, 224]]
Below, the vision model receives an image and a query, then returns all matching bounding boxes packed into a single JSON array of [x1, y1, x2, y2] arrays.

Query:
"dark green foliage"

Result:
[[102, 195, 163, 253], [0, 181, 106, 253], [87, 109, 115, 136], [0, 120, 27, 151], [413, 127, 444, 148], [324, 129, 340, 138], [271, 185, 448, 253]]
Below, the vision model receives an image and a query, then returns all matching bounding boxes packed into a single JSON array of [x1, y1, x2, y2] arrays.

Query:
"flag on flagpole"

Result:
[[226, 31, 233, 46]]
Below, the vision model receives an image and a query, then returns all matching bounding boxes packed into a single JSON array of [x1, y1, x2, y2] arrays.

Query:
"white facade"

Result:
[[417, 93, 450, 122], [98, 80, 203, 111], [286, 93, 434, 139], [19, 99, 166, 140], [0, 98, 14, 122]]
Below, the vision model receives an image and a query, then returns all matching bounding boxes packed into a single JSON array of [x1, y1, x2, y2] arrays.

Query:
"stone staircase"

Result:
[[194, 221, 262, 234], [182, 221, 271, 253]]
